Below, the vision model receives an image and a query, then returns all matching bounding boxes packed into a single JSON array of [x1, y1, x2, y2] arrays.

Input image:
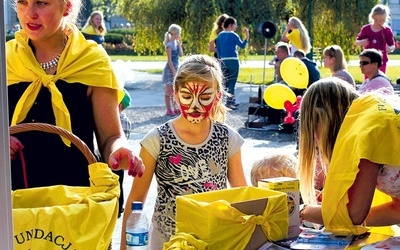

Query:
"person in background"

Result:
[[81, 10, 106, 44], [274, 42, 290, 83], [250, 153, 297, 187], [293, 50, 320, 96], [120, 54, 248, 249], [323, 45, 355, 88], [358, 48, 394, 95], [119, 88, 133, 140], [216, 16, 249, 110], [281, 16, 311, 55], [7, 0, 144, 190], [356, 4, 395, 74], [209, 13, 229, 58], [298, 77, 400, 235], [162, 24, 183, 116]]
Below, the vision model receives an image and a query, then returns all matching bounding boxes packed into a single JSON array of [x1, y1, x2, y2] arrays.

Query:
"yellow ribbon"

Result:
[[163, 233, 209, 250], [7, 24, 123, 145]]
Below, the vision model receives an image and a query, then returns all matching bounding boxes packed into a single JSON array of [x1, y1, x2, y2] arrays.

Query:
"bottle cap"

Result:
[[131, 201, 143, 211]]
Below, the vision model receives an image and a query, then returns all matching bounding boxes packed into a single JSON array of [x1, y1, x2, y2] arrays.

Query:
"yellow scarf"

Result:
[[322, 94, 400, 236], [81, 25, 102, 36], [7, 25, 123, 145]]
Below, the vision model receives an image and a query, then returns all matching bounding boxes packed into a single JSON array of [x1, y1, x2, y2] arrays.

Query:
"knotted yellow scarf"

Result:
[[322, 94, 400, 236], [7, 25, 123, 145], [176, 187, 288, 249]]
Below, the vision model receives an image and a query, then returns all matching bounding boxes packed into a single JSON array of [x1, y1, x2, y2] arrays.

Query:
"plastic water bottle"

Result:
[[126, 201, 149, 250]]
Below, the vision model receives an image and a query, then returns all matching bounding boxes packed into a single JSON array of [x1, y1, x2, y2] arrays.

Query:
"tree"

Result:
[[115, 0, 380, 57]]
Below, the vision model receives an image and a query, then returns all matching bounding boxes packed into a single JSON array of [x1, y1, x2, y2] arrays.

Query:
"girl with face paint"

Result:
[[121, 54, 248, 249]]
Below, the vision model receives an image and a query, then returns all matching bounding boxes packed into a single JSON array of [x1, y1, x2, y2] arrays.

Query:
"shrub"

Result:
[[104, 33, 125, 44], [103, 42, 136, 55]]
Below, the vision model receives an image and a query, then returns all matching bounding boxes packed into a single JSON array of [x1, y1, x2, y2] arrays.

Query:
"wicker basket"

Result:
[[10, 123, 118, 250]]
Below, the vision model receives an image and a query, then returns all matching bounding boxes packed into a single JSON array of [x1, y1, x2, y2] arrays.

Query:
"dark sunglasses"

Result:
[[359, 61, 372, 66]]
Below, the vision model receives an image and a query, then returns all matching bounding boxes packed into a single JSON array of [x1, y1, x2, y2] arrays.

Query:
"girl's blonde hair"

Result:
[[289, 17, 311, 54], [323, 45, 347, 72], [250, 153, 297, 187], [369, 4, 390, 26], [83, 10, 106, 35], [298, 78, 359, 204], [174, 54, 227, 123], [163, 24, 181, 46]]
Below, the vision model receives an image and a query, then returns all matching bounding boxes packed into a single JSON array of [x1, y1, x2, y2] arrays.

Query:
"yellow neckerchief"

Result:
[[322, 94, 400, 236], [81, 25, 102, 36], [286, 28, 302, 51], [7, 25, 123, 145]]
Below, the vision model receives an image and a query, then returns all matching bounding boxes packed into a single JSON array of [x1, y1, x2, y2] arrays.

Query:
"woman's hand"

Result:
[[10, 136, 24, 160], [243, 28, 249, 40], [108, 147, 145, 177]]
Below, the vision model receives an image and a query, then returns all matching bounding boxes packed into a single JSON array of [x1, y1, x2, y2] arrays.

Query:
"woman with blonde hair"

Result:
[[7, 0, 144, 190], [209, 13, 229, 57], [323, 45, 355, 87], [81, 10, 107, 44], [281, 16, 311, 55], [298, 77, 400, 236]]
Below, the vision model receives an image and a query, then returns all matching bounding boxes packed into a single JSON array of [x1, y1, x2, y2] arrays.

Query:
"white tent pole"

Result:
[[0, 0, 15, 248]]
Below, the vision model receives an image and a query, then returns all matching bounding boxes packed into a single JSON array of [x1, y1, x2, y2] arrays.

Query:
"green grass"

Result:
[[238, 65, 399, 85], [112, 54, 400, 85]]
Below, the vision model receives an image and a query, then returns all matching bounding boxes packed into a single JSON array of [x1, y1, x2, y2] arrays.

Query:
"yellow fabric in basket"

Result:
[[175, 186, 288, 249], [12, 162, 120, 250]]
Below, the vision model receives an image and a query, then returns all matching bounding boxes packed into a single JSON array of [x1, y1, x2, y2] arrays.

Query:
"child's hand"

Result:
[[360, 38, 369, 47]]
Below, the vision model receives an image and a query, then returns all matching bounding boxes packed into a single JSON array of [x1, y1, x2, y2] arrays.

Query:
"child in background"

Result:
[[250, 153, 297, 186], [119, 88, 132, 140], [162, 24, 184, 116], [120, 54, 247, 249], [356, 4, 395, 73]]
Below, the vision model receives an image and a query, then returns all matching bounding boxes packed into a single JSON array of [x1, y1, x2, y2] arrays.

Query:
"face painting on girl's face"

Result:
[[178, 82, 216, 124]]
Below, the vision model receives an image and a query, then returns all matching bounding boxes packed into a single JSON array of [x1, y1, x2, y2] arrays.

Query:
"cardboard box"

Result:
[[175, 186, 288, 249], [258, 177, 300, 238]]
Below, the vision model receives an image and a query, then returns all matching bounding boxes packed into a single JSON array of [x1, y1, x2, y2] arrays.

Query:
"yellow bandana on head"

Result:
[[322, 94, 400, 236], [7, 25, 124, 145]]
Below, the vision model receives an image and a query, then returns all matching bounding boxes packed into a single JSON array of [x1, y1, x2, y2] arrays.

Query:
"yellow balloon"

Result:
[[264, 83, 296, 110], [280, 57, 309, 89]]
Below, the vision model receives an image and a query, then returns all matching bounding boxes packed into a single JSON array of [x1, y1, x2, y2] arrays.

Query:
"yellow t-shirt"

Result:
[[322, 94, 400, 236]]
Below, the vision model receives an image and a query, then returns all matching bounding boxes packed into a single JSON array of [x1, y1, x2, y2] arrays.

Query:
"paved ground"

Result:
[[111, 62, 298, 248]]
